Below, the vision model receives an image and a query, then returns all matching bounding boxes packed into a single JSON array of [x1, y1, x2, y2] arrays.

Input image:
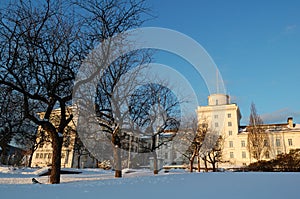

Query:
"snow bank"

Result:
[[1, 167, 300, 199]]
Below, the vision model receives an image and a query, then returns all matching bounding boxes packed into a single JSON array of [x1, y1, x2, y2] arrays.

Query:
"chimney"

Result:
[[287, 117, 293, 128]]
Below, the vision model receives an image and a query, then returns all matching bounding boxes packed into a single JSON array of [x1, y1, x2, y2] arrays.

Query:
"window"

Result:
[[241, 140, 246, 148], [229, 141, 233, 148], [276, 138, 281, 147], [277, 150, 282, 155], [36, 153, 39, 159], [230, 152, 234, 158], [216, 100, 219, 105], [215, 122, 219, 128], [242, 151, 246, 159], [227, 113, 232, 118], [165, 153, 168, 159], [288, 139, 293, 146], [228, 122, 232, 127], [264, 139, 269, 147], [228, 130, 233, 136], [265, 151, 270, 159], [214, 115, 218, 119]]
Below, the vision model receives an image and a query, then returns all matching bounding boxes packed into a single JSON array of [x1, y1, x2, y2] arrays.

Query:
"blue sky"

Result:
[[1, 0, 299, 125], [144, 0, 300, 125]]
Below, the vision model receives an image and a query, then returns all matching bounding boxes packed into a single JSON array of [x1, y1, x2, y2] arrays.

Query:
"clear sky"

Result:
[[1, 0, 299, 125], [144, 0, 300, 125]]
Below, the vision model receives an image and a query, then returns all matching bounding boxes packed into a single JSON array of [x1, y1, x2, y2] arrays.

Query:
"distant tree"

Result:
[[129, 83, 181, 174], [180, 115, 224, 172], [92, 49, 150, 177], [247, 103, 269, 162], [13, 125, 40, 167], [0, 86, 30, 164], [201, 134, 224, 172], [180, 116, 206, 172], [73, 134, 93, 169]]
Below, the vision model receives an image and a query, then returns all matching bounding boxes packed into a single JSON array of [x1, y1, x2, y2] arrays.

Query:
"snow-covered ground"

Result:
[[0, 166, 299, 199]]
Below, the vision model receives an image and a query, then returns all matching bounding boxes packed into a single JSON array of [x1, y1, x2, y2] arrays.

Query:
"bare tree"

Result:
[[179, 115, 206, 172], [73, 135, 93, 169], [0, 86, 31, 165], [0, 0, 150, 183], [247, 102, 269, 162], [201, 134, 224, 172], [129, 83, 181, 174], [0, 1, 81, 183]]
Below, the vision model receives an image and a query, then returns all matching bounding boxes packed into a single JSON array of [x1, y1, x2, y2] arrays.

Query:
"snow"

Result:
[[0, 166, 300, 199]]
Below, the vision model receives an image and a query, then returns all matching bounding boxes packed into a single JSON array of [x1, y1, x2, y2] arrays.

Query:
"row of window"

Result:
[[275, 138, 293, 147], [228, 138, 293, 148], [215, 121, 233, 128], [229, 140, 245, 148], [214, 113, 232, 119], [214, 113, 232, 128], [35, 153, 66, 159], [35, 153, 52, 159], [229, 151, 247, 159], [230, 150, 285, 160]]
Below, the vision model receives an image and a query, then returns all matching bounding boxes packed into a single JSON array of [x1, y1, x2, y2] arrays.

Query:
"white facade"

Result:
[[197, 93, 300, 168], [197, 94, 242, 167]]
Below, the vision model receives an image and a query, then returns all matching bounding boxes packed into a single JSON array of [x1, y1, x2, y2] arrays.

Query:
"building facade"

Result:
[[30, 108, 97, 168], [197, 93, 300, 168]]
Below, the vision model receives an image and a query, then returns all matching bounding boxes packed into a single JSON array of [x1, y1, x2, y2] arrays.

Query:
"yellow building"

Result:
[[31, 107, 97, 168], [197, 94, 300, 168], [238, 117, 300, 166]]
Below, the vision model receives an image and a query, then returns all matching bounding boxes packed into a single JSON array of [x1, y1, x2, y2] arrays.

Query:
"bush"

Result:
[[245, 149, 300, 172], [246, 160, 274, 172]]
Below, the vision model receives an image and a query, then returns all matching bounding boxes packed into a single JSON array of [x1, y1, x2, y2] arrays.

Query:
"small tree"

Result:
[[0, 86, 32, 165], [202, 134, 224, 172], [247, 103, 269, 162], [186, 119, 207, 172], [73, 135, 93, 169]]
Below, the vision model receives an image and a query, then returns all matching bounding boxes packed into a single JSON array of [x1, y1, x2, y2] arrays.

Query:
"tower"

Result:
[[197, 93, 242, 167]]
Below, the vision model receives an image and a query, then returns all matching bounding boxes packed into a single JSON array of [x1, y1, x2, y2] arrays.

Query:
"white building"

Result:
[[197, 94, 241, 167], [197, 93, 300, 168]]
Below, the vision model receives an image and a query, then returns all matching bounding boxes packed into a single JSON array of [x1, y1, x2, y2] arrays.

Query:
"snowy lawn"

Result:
[[0, 167, 299, 199]]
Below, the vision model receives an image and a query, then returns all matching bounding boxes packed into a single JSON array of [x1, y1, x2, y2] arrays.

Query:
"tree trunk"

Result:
[[189, 148, 198, 172], [189, 154, 195, 173], [153, 151, 158, 175], [204, 156, 208, 172], [113, 146, 122, 178], [28, 148, 34, 167], [77, 155, 81, 169], [50, 133, 63, 184], [212, 162, 216, 172], [197, 155, 201, 172], [0, 144, 8, 165]]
